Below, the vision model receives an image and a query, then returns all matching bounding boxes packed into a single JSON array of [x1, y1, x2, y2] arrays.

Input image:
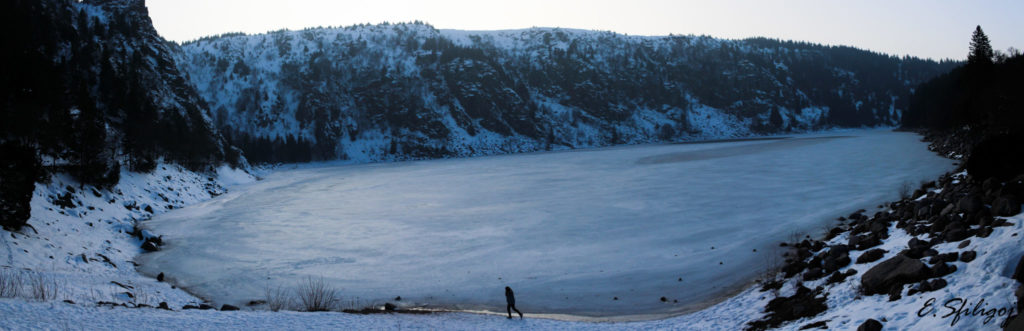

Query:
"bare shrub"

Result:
[[898, 181, 912, 200], [757, 255, 783, 292], [265, 284, 292, 312], [0, 268, 24, 298], [295, 276, 339, 312], [27, 271, 58, 301]]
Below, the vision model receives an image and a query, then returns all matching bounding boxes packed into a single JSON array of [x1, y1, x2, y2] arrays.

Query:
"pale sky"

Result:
[[147, 0, 1023, 61]]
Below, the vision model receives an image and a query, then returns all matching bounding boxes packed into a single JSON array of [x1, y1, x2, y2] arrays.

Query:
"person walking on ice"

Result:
[[505, 286, 523, 319]]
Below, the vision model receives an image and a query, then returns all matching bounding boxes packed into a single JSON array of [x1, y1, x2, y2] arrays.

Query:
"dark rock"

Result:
[[63, 299, 75, 304], [958, 240, 971, 249], [803, 267, 825, 281], [247, 300, 266, 306], [141, 241, 160, 252], [823, 255, 851, 273], [960, 250, 977, 263], [944, 225, 969, 242], [384, 302, 397, 311], [993, 196, 1022, 216], [857, 249, 887, 264], [746, 285, 828, 330], [798, 247, 812, 260], [929, 278, 947, 291], [199, 303, 215, 310], [825, 227, 845, 241], [783, 261, 807, 278], [857, 318, 883, 331], [1006, 314, 1024, 331], [861, 255, 930, 295], [394, 296, 402, 301], [1012, 256, 1024, 283], [930, 252, 959, 264], [849, 234, 882, 250], [144, 205, 154, 213], [888, 285, 903, 301], [940, 203, 956, 216], [221, 304, 239, 311], [1017, 285, 1024, 312], [957, 194, 984, 214], [158, 302, 170, 310], [157, 272, 164, 282], [917, 280, 933, 293], [182, 305, 199, 310], [799, 320, 828, 329], [982, 177, 999, 193]]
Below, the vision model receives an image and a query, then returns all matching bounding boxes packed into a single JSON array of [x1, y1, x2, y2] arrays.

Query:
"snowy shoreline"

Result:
[[3, 130, 1021, 330]]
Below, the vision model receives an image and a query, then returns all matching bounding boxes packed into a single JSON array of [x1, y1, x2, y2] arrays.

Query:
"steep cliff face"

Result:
[[1, 0, 233, 184], [177, 23, 956, 163], [1, 0, 234, 229]]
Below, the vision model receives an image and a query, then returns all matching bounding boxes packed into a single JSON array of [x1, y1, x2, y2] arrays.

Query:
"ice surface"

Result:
[[137, 130, 955, 318]]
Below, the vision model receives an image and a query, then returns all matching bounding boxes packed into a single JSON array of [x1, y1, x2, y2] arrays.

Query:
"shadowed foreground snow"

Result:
[[137, 130, 954, 317]]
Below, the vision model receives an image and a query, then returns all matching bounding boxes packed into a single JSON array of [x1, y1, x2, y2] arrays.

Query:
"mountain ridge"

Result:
[[175, 22, 958, 164]]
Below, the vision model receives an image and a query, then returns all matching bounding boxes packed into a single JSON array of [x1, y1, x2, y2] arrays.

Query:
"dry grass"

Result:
[[265, 284, 292, 312], [27, 271, 59, 301], [295, 276, 339, 312], [0, 268, 25, 298]]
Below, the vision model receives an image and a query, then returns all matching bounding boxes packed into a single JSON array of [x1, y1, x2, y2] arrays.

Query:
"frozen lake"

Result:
[[137, 130, 955, 319]]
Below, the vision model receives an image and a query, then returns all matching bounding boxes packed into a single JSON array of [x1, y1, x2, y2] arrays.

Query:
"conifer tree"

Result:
[[968, 25, 994, 66]]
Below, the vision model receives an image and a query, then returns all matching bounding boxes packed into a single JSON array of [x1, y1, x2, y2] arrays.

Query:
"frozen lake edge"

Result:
[[136, 129, 956, 320]]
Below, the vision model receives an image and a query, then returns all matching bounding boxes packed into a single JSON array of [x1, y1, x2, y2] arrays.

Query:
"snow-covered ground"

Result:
[[135, 130, 954, 318], [3, 130, 1021, 330]]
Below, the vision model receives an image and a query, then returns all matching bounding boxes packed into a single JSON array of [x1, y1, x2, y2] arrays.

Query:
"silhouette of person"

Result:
[[505, 286, 523, 319]]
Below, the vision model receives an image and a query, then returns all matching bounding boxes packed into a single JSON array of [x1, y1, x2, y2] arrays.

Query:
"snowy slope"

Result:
[[0, 164, 254, 312], [175, 23, 955, 164]]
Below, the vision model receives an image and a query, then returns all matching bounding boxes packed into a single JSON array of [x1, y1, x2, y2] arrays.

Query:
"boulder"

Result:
[[803, 267, 825, 281], [960, 250, 977, 263], [857, 249, 887, 264], [1013, 255, 1024, 283], [944, 223, 969, 242], [849, 234, 881, 250], [940, 203, 956, 216], [929, 278, 947, 291], [384, 302, 397, 311], [782, 261, 807, 278], [823, 255, 851, 273], [746, 285, 827, 330], [221, 304, 239, 311], [957, 194, 984, 214], [993, 196, 1022, 216], [1006, 314, 1024, 331], [141, 241, 159, 252], [861, 255, 930, 295], [1017, 285, 1023, 312], [158, 302, 170, 310], [157, 272, 164, 282], [958, 240, 971, 249], [198, 303, 215, 310]]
